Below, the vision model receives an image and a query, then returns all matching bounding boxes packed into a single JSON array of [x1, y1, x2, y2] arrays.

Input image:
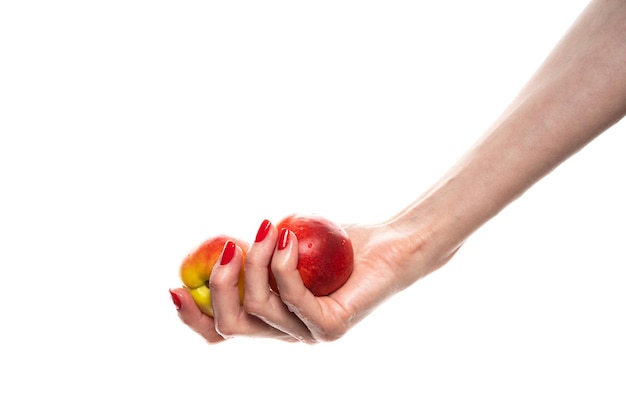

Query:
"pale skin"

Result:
[[170, 0, 626, 344]]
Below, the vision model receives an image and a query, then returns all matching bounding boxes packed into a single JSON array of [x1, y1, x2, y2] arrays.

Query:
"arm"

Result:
[[172, 0, 626, 343], [394, 0, 626, 269]]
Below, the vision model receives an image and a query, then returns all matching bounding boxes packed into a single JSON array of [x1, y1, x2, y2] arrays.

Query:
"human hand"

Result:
[[171, 217, 458, 344]]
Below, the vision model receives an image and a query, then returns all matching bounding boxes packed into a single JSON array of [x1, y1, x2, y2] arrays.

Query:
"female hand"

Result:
[[171, 0, 626, 345], [171, 216, 459, 344]]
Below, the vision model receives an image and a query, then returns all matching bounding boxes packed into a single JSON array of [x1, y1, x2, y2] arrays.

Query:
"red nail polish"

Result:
[[220, 240, 236, 265], [255, 219, 271, 243], [278, 228, 290, 250], [169, 289, 182, 310]]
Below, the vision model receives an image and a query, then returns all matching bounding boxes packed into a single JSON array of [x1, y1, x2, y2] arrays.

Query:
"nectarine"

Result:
[[270, 214, 353, 296]]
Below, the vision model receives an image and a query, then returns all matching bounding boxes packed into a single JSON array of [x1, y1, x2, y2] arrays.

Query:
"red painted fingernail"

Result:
[[278, 228, 290, 250], [220, 240, 236, 265], [255, 219, 271, 243], [169, 289, 182, 310]]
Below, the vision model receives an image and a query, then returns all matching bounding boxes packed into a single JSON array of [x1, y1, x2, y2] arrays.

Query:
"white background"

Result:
[[1, 1, 624, 416]]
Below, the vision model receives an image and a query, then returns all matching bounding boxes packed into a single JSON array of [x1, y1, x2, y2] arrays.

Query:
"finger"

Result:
[[243, 221, 315, 343], [271, 229, 327, 333], [210, 240, 300, 341], [169, 288, 225, 344], [244, 219, 277, 300], [209, 241, 246, 336]]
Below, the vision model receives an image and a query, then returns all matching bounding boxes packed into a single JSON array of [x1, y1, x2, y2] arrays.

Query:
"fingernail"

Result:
[[255, 219, 271, 243], [169, 289, 182, 310], [220, 240, 236, 265], [278, 228, 290, 250]]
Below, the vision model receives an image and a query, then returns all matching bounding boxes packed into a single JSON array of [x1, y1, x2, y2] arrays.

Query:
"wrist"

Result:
[[386, 157, 501, 278], [386, 192, 466, 276]]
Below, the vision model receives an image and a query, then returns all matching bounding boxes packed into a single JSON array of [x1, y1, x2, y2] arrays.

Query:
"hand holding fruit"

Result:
[[178, 214, 354, 317], [173, 213, 356, 343], [172, 214, 418, 343], [172, 229, 312, 344]]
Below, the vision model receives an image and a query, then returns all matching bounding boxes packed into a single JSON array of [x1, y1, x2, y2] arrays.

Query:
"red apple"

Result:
[[270, 214, 354, 296], [179, 235, 248, 317]]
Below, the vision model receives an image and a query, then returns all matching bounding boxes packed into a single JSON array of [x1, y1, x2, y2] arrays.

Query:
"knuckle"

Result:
[[179, 314, 196, 328], [203, 333, 227, 345], [319, 327, 346, 342], [270, 255, 290, 276], [214, 320, 237, 338], [242, 296, 266, 317], [208, 272, 230, 291], [279, 288, 307, 310], [243, 255, 258, 271]]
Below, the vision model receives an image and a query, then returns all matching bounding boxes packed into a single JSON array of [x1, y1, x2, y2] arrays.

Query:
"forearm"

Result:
[[392, 0, 626, 268]]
